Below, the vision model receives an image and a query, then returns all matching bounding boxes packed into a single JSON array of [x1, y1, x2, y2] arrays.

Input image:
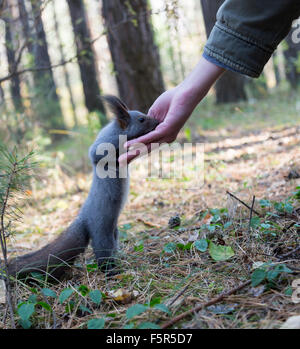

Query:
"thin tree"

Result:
[[18, 0, 34, 56], [200, 0, 247, 104], [66, 0, 107, 126], [4, 16, 23, 112], [102, 0, 165, 113], [2, 2, 23, 112], [29, 0, 64, 132], [284, 29, 300, 88], [273, 52, 281, 86], [52, 0, 78, 127]]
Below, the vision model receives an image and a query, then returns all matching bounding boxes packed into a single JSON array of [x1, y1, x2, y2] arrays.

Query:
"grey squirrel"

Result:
[[5, 96, 159, 281]]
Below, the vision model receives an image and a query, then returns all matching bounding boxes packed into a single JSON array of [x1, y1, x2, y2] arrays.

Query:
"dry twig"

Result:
[[161, 280, 251, 329]]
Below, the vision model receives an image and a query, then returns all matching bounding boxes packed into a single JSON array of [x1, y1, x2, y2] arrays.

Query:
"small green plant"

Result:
[[87, 318, 105, 329], [57, 285, 104, 316], [251, 263, 293, 288], [17, 292, 52, 329], [293, 187, 300, 201], [0, 146, 36, 328], [194, 239, 208, 252], [123, 298, 171, 329], [274, 200, 294, 214]]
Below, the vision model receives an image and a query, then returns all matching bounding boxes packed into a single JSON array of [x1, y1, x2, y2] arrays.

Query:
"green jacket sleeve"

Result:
[[203, 0, 300, 77]]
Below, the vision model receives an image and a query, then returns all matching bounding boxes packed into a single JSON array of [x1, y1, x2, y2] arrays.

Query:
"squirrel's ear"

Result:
[[103, 95, 130, 129]]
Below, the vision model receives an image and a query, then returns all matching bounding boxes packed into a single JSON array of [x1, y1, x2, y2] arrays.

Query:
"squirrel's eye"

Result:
[[138, 117, 145, 123]]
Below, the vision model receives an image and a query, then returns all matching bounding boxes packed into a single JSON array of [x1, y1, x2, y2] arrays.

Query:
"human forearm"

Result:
[[176, 56, 225, 109], [204, 0, 300, 78]]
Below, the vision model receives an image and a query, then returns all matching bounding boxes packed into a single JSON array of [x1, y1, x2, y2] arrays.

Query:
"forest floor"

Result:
[[1, 88, 300, 329]]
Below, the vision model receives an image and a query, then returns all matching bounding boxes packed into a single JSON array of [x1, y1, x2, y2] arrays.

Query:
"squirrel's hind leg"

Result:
[[92, 228, 119, 273]]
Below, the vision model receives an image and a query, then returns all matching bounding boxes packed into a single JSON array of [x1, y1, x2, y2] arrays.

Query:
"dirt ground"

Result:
[[2, 115, 300, 329]]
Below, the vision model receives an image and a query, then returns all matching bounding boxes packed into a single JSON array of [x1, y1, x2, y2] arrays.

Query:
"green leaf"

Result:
[[89, 290, 102, 305], [209, 242, 235, 261], [163, 242, 177, 254], [121, 223, 132, 231], [153, 304, 171, 315], [126, 304, 148, 320], [274, 264, 293, 274], [207, 224, 216, 232], [19, 319, 32, 329], [176, 243, 189, 251], [266, 270, 279, 282], [123, 323, 135, 329], [251, 269, 267, 287], [260, 223, 271, 229], [195, 239, 208, 252], [150, 297, 161, 307], [224, 221, 232, 229], [18, 303, 35, 321], [87, 318, 105, 329], [29, 272, 45, 281], [182, 242, 193, 250], [134, 244, 144, 252], [59, 288, 74, 304], [250, 217, 261, 228], [27, 294, 37, 304], [259, 199, 271, 208], [78, 285, 89, 296], [79, 305, 92, 315], [285, 287, 293, 296], [137, 322, 161, 329], [41, 288, 57, 299], [86, 263, 98, 273], [65, 301, 75, 313], [37, 301, 52, 312]]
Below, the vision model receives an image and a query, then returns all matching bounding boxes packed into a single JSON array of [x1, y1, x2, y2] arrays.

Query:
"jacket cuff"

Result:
[[204, 23, 274, 78], [202, 52, 241, 74]]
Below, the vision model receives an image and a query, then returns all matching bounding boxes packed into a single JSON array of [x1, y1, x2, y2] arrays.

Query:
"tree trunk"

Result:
[[66, 0, 107, 126], [273, 52, 281, 86], [18, 0, 34, 55], [200, 0, 247, 104], [284, 29, 300, 88], [102, 0, 165, 113], [4, 17, 23, 112], [29, 0, 64, 132], [52, 0, 78, 127]]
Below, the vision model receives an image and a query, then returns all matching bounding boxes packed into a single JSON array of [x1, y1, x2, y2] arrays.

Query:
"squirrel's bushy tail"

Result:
[[6, 219, 89, 281]]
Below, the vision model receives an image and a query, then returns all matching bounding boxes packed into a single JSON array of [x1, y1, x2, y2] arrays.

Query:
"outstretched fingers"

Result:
[[125, 129, 163, 150], [119, 143, 154, 166]]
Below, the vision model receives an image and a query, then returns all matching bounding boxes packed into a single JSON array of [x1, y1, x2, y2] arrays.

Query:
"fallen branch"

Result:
[[278, 246, 300, 260], [161, 280, 251, 329], [226, 191, 262, 217], [283, 222, 298, 233]]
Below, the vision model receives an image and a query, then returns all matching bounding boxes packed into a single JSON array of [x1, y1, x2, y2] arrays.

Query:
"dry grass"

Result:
[[1, 98, 300, 329]]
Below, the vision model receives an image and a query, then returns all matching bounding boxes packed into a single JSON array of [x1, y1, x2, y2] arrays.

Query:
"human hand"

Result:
[[118, 86, 198, 165], [118, 57, 225, 166]]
